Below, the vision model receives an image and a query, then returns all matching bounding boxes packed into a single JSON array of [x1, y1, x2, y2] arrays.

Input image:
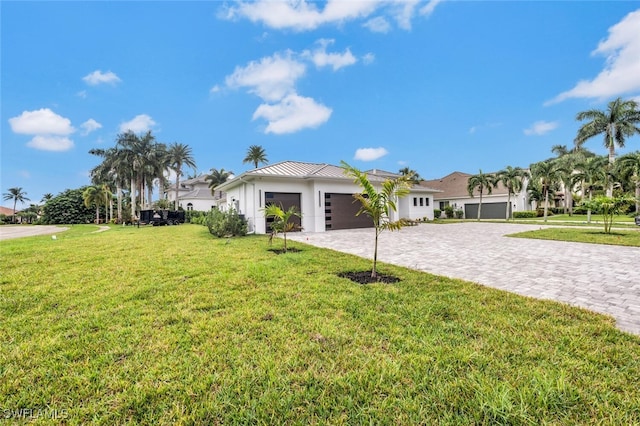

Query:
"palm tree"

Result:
[[263, 204, 301, 253], [575, 97, 640, 195], [205, 168, 233, 198], [167, 142, 197, 210], [83, 185, 110, 224], [342, 161, 410, 279], [467, 169, 496, 221], [572, 156, 607, 223], [41, 193, 53, 203], [551, 145, 595, 215], [495, 166, 529, 221], [530, 160, 565, 222], [90, 146, 129, 223], [3, 187, 30, 222], [398, 167, 422, 185], [243, 145, 268, 169], [617, 151, 640, 214]]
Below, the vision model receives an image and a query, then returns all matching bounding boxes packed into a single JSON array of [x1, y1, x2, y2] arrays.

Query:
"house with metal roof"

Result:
[[214, 161, 440, 234], [421, 171, 531, 219]]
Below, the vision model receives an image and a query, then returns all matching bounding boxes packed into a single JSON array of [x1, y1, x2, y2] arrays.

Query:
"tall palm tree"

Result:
[[467, 169, 496, 221], [575, 97, 640, 195], [495, 166, 529, 221], [617, 151, 640, 214], [167, 142, 197, 210], [243, 145, 268, 169], [90, 146, 129, 223], [83, 185, 111, 224], [530, 160, 565, 222], [342, 161, 410, 279], [3, 187, 30, 222], [41, 193, 53, 203], [205, 168, 233, 198], [551, 144, 595, 215], [572, 156, 607, 223], [398, 167, 422, 185]]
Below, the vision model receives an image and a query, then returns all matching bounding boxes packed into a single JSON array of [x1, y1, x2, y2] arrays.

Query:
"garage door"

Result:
[[325, 193, 373, 230], [265, 192, 302, 232], [464, 202, 510, 219]]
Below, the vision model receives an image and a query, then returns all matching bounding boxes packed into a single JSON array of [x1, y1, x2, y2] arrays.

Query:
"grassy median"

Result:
[[1, 224, 639, 424]]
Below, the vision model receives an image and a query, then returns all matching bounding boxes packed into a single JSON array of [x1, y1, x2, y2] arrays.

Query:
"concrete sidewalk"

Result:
[[288, 223, 640, 336]]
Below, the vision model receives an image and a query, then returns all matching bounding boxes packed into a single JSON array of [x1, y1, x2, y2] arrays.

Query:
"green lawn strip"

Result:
[[507, 227, 640, 247], [1, 224, 639, 424]]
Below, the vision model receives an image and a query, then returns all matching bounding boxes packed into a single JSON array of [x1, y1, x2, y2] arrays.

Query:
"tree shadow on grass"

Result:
[[338, 271, 400, 285]]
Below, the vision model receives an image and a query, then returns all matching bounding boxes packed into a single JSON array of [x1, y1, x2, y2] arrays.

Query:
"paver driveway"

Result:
[[288, 223, 640, 336]]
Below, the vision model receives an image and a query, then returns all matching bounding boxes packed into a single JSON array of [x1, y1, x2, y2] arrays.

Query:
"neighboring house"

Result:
[[0, 206, 16, 216], [165, 175, 220, 211], [214, 161, 440, 234], [422, 171, 531, 219]]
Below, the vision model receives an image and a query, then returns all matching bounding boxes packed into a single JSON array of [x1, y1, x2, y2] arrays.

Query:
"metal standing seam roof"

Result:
[[217, 161, 441, 192]]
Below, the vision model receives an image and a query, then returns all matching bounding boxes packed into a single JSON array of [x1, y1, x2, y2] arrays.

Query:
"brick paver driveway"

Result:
[[288, 223, 640, 336]]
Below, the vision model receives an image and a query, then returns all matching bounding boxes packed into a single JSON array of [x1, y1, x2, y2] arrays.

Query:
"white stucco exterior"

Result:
[[216, 162, 439, 234]]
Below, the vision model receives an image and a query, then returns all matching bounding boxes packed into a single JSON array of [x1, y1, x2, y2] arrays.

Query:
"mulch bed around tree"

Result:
[[338, 271, 400, 285], [268, 247, 303, 255]]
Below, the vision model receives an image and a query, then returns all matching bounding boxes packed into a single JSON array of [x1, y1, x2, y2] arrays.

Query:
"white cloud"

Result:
[[362, 53, 376, 65], [80, 119, 102, 136], [210, 85, 221, 94], [83, 70, 121, 86], [19, 170, 31, 179], [225, 52, 306, 102], [524, 120, 559, 136], [420, 0, 443, 17], [547, 9, 640, 104], [363, 16, 391, 33], [119, 114, 156, 133], [221, 0, 441, 32], [354, 147, 389, 161], [26, 135, 74, 152], [8, 108, 75, 135], [77, 90, 87, 99], [304, 39, 357, 71], [253, 94, 332, 134]]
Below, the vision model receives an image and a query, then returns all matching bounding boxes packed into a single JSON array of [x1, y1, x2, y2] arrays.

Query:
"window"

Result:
[[425, 197, 430, 206], [187, 203, 193, 211], [439, 201, 449, 210], [419, 198, 424, 207], [413, 197, 418, 206]]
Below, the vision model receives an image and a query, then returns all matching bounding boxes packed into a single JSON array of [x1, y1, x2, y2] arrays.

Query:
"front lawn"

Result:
[[508, 227, 640, 247], [1, 224, 639, 424]]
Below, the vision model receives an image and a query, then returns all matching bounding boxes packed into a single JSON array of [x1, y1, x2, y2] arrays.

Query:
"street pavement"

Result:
[[288, 222, 640, 336], [0, 225, 69, 241]]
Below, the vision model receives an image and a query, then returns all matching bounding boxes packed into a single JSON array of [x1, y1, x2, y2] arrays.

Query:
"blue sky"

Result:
[[2, 1, 640, 208]]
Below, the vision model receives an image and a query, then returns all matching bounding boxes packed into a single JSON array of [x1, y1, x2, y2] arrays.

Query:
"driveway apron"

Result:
[[288, 223, 640, 336]]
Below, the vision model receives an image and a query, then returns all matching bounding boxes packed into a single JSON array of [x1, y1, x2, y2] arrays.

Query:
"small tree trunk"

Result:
[[372, 231, 379, 279], [477, 190, 482, 221], [606, 142, 615, 197], [544, 190, 549, 222], [505, 192, 511, 221], [587, 190, 592, 224]]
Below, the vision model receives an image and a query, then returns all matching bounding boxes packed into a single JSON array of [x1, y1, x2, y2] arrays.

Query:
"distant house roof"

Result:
[[0, 206, 16, 215], [217, 161, 440, 193], [422, 171, 509, 199]]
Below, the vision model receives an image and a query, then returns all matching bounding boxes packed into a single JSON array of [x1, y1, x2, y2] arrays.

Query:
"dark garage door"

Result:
[[465, 202, 510, 220], [265, 192, 302, 232], [325, 193, 373, 230]]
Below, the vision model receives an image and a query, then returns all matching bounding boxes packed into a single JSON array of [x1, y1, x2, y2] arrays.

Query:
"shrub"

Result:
[[185, 210, 207, 224], [536, 208, 553, 217], [434, 209, 442, 219], [206, 208, 247, 237], [444, 205, 454, 219], [513, 211, 538, 219], [455, 209, 464, 219]]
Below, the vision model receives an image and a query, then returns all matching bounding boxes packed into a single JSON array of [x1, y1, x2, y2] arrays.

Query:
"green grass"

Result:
[[2, 224, 640, 424], [508, 227, 640, 247]]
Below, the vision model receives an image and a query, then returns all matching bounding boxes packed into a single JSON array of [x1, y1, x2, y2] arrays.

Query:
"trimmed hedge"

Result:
[[513, 211, 538, 219]]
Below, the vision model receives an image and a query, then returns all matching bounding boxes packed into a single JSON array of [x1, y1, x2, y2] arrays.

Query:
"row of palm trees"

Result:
[[89, 131, 197, 223], [466, 97, 639, 222]]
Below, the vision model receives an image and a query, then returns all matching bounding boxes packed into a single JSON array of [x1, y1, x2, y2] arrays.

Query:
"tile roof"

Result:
[[422, 171, 509, 199]]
